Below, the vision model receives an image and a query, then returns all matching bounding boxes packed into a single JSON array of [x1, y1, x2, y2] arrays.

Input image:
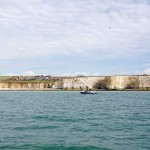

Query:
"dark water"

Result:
[[0, 91, 150, 150]]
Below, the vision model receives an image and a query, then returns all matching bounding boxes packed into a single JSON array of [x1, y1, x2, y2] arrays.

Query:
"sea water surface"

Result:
[[0, 91, 150, 150]]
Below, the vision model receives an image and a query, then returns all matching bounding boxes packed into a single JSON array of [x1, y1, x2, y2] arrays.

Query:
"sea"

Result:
[[0, 91, 149, 150]]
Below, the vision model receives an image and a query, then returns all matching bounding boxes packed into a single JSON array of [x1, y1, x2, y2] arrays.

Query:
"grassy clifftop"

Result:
[[0, 76, 10, 81]]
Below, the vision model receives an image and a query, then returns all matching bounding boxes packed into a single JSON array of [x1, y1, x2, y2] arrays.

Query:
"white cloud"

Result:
[[2, 71, 35, 76], [144, 68, 150, 74], [143, 63, 150, 67], [0, 0, 150, 60], [23, 71, 35, 76], [51, 72, 102, 76], [4, 73, 17, 76]]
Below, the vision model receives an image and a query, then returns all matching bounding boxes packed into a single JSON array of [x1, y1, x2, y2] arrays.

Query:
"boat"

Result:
[[80, 90, 97, 94]]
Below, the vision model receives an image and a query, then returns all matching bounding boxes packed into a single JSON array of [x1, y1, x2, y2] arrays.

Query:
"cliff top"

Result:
[[0, 75, 149, 82]]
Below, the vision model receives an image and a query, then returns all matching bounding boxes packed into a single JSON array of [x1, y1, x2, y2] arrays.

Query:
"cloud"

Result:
[[4, 73, 17, 76], [144, 68, 150, 74], [0, 0, 150, 60], [0, 0, 150, 75], [143, 63, 150, 67], [2, 71, 35, 76], [22, 71, 35, 76], [50, 72, 103, 76]]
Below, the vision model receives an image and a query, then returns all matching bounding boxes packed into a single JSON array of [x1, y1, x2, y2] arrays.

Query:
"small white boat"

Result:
[[80, 90, 97, 94], [90, 91, 97, 94]]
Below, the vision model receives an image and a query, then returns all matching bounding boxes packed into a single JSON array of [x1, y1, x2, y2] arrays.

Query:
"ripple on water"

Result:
[[0, 91, 150, 150]]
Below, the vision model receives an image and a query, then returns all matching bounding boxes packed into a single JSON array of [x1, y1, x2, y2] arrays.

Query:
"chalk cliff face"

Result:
[[0, 82, 52, 89], [63, 77, 105, 90], [108, 76, 150, 89], [0, 75, 150, 90], [62, 76, 150, 90], [139, 76, 150, 88]]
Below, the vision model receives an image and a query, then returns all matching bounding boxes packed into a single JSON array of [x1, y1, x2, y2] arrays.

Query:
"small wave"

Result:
[[0, 145, 113, 150], [13, 125, 59, 130], [33, 115, 50, 120], [33, 115, 85, 123]]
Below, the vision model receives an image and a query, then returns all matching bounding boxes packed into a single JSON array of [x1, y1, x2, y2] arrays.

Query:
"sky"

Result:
[[0, 0, 150, 76]]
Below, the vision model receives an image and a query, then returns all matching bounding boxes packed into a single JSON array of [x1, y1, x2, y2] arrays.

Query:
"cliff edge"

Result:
[[0, 75, 150, 91]]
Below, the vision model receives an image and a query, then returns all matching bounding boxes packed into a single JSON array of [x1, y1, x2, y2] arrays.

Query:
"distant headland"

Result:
[[0, 75, 150, 91]]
